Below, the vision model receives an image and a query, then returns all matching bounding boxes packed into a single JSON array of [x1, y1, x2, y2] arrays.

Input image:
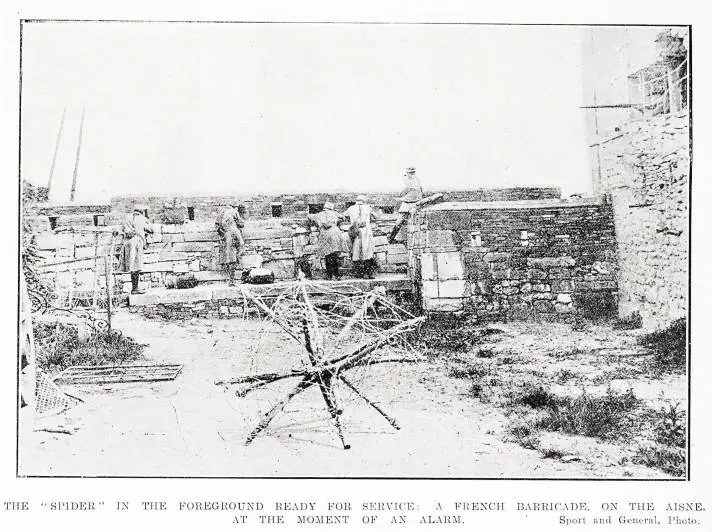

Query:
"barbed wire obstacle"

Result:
[[216, 278, 425, 449]]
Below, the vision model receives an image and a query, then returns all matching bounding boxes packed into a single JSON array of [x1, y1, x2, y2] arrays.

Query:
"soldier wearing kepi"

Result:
[[388, 166, 423, 244], [118, 205, 154, 294], [215, 204, 246, 284]]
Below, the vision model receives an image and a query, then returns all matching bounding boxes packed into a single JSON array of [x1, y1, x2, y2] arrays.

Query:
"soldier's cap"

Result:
[[405, 167, 416, 174], [323, 201, 335, 210], [133, 204, 146, 213], [356, 194, 366, 202]]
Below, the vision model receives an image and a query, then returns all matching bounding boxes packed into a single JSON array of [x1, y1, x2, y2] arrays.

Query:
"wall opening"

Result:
[[187, 206, 195, 221], [271, 203, 283, 218], [308, 203, 324, 214], [48, 216, 58, 230], [380, 205, 395, 214]]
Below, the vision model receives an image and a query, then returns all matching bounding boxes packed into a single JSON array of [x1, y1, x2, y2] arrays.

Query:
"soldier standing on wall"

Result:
[[118, 205, 154, 294], [388, 166, 423, 244], [215, 204, 246, 285]]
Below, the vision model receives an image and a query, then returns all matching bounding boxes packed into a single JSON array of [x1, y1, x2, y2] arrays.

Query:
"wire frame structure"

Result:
[[215, 276, 424, 449]]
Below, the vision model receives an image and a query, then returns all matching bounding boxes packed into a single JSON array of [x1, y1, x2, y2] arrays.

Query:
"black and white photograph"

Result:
[[15, 19, 691, 483]]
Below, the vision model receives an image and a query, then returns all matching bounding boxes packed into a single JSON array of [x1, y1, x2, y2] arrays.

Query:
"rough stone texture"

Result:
[[110, 187, 560, 222], [26, 186, 562, 305], [595, 111, 689, 330], [31, 214, 413, 294], [410, 199, 618, 321]]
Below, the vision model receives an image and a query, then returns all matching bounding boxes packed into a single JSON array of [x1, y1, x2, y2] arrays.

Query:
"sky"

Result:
[[20, 23, 592, 201]]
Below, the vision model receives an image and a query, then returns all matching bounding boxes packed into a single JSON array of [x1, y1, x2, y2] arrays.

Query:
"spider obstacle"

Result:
[[215, 276, 424, 449]]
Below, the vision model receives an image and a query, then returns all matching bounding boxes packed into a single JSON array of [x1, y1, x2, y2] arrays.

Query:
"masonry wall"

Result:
[[596, 111, 689, 329], [110, 187, 561, 222], [33, 215, 408, 299], [410, 199, 618, 321]]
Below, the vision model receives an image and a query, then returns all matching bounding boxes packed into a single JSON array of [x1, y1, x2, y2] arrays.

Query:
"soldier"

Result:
[[215, 204, 246, 284], [307, 201, 345, 280], [118, 205, 154, 294], [388, 166, 423, 244], [343, 195, 379, 279]]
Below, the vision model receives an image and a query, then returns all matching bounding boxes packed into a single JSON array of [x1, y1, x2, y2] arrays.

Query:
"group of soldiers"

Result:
[[117, 168, 423, 292]]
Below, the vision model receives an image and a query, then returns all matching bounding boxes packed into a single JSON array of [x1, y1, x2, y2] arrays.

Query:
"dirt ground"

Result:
[[19, 311, 684, 478]]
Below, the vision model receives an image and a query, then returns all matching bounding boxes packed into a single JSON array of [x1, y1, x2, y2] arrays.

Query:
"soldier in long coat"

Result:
[[215, 205, 246, 283], [307, 201, 345, 280], [119, 207, 154, 294], [343, 195, 379, 279]]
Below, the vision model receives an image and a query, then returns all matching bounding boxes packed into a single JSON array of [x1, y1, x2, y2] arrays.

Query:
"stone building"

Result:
[[581, 27, 689, 329]]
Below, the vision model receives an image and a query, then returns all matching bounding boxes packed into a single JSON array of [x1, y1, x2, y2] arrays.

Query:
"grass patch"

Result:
[[555, 368, 579, 384], [639, 318, 687, 374], [552, 347, 589, 360], [634, 444, 686, 477], [613, 311, 642, 330], [506, 419, 540, 450], [652, 402, 686, 448], [541, 448, 566, 460], [448, 363, 489, 380], [416, 317, 503, 354], [509, 383, 639, 440], [34, 322, 146, 374]]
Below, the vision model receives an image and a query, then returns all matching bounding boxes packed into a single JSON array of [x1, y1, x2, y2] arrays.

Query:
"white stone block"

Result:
[[421, 281, 439, 299], [437, 252, 464, 280], [438, 279, 467, 298], [556, 293, 572, 304], [425, 298, 464, 312], [421, 253, 437, 281]]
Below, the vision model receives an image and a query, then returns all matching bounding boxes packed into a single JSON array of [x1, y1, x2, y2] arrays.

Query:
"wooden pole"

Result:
[[46, 107, 66, 198], [104, 233, 116, 332], [91, 232, 100, 316], [69, 108, 85, 202]]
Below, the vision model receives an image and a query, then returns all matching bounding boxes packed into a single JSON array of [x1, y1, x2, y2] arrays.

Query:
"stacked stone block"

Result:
[[597, 111, 689, 329], [32, 215, 410, 297], [410, 200, 619, 321]]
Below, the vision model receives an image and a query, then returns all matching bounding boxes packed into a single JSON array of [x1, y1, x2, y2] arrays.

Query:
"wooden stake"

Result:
[[46, 107, 66, 198], [338, 374, 400, 429], [105, 233, 116, 332], [91, 232, 100, 317], [69, 108, 85, 202], [245, 376, 316, 445]]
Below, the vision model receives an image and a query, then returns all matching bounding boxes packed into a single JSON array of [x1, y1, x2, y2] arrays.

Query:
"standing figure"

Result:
[[343, 194, 379, 279], [307, 201, 345, 280], [119, 206, 154, 294], [215, 204, 246, 284], [388, 166, 423, 244]]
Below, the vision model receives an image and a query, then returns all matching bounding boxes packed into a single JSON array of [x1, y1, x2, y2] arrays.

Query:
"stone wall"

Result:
[[596, 111, 689, 329], [110, 187, 561, 222], [22, 186, 560, 235], [32, 215, 408, 297], [409, 199, 618, 321]]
